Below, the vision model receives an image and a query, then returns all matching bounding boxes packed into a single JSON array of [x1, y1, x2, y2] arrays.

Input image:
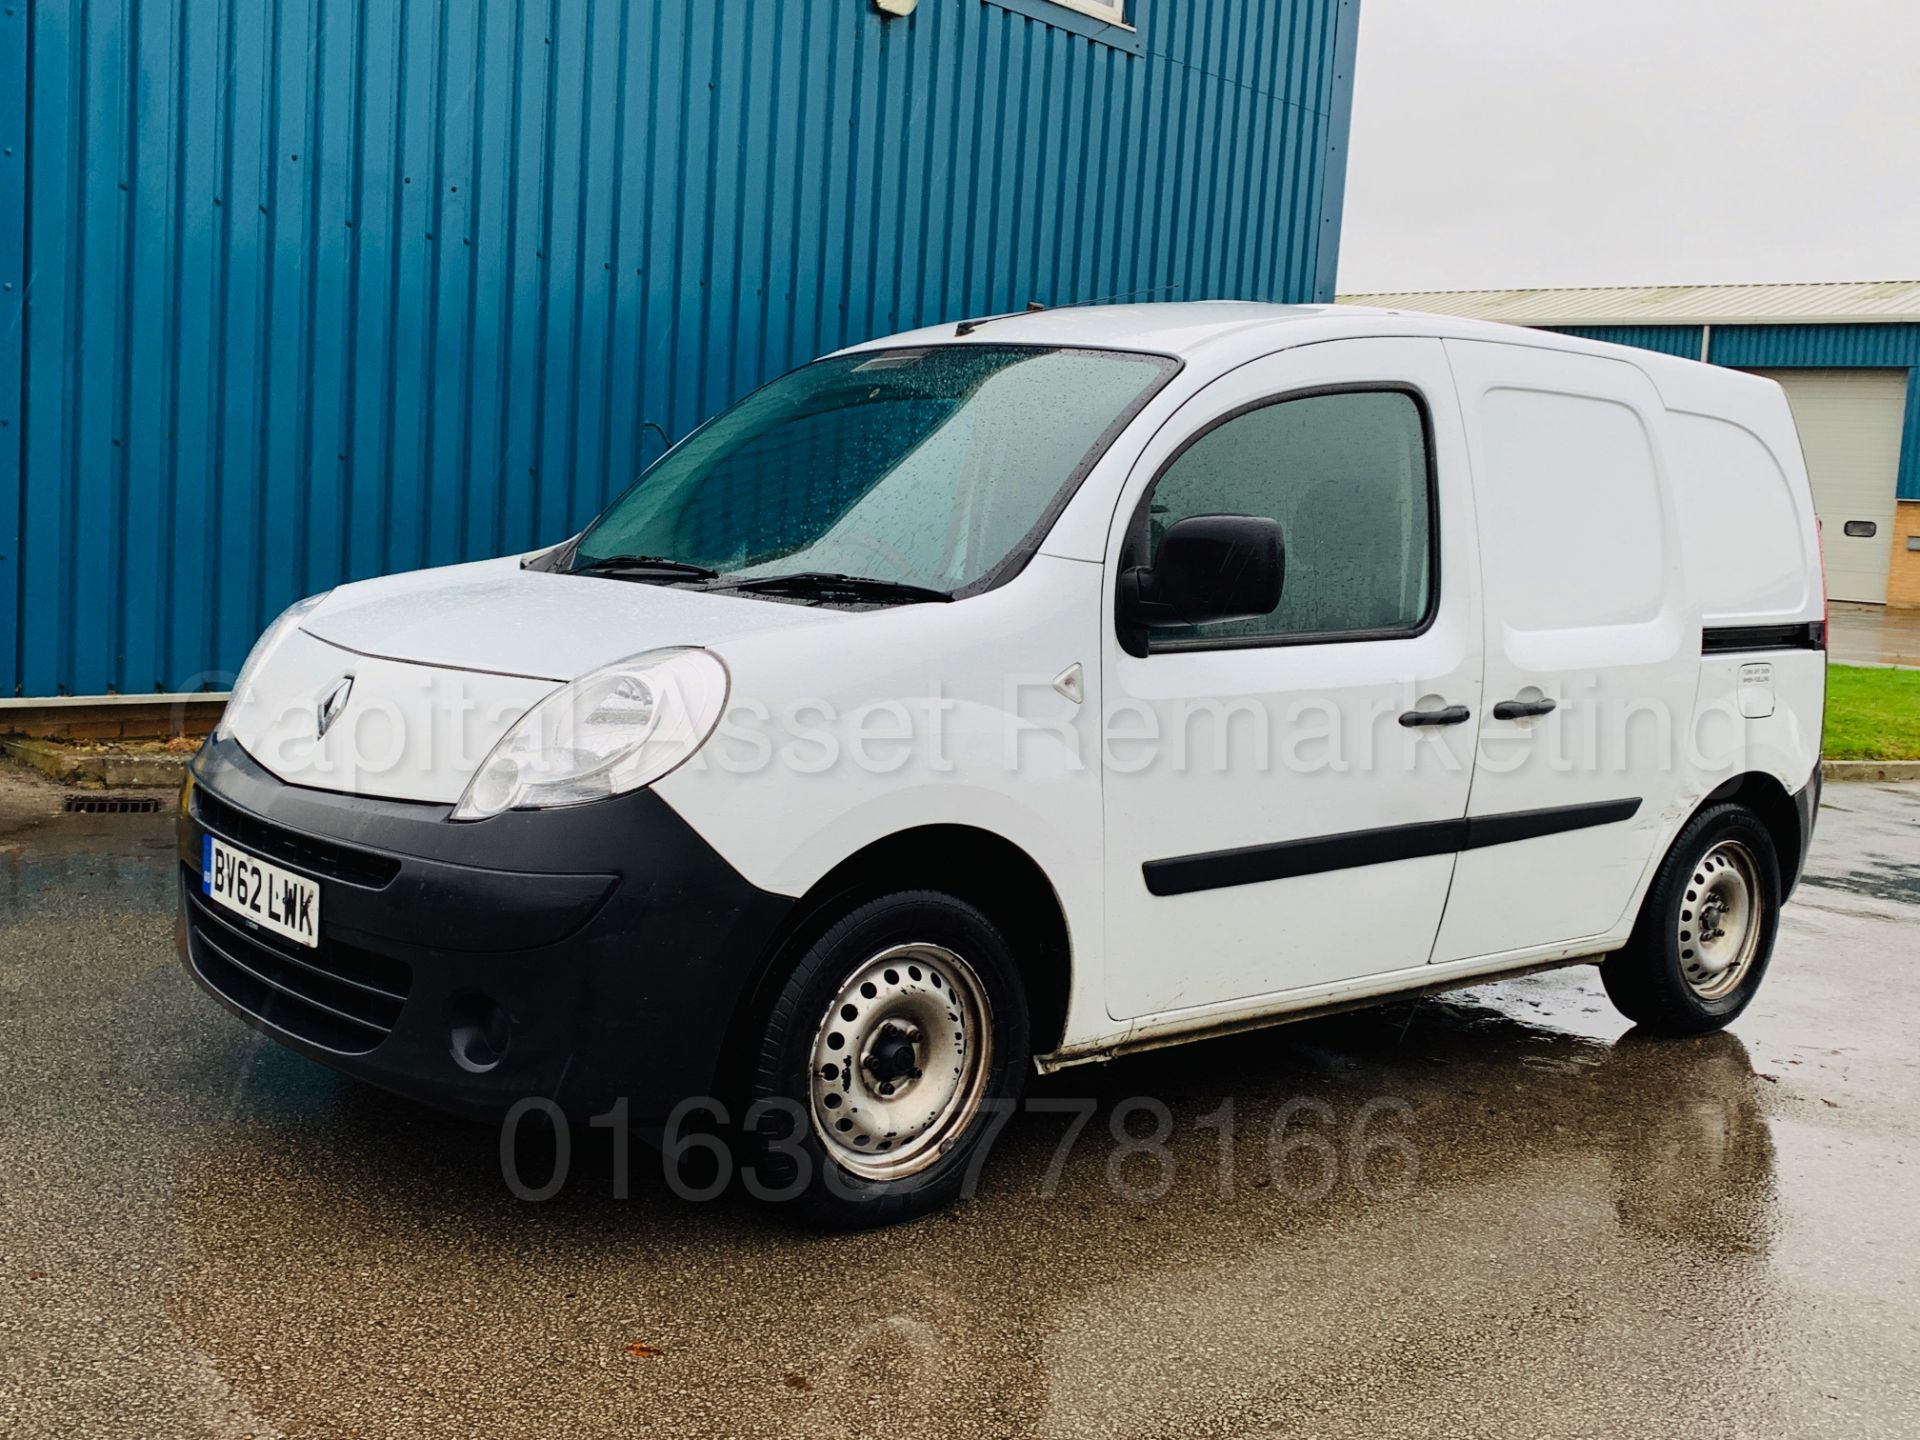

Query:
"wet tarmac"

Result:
[[2, 766, 1917, 1438]]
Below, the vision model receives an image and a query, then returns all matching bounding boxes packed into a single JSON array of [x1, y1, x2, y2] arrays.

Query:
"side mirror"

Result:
[[1121, 514, 1286, 630]]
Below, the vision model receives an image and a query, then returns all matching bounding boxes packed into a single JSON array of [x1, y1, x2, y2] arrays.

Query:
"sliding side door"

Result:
[[1433, 340, 1700, 964]]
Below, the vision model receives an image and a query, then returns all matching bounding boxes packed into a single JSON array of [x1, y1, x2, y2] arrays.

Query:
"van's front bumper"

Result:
[[176, 738, 793, 1122]]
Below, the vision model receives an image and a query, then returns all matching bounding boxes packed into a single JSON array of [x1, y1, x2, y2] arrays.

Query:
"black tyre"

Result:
[[1601, 803, 1781, 1034], [743, 890, 1030, 1227]]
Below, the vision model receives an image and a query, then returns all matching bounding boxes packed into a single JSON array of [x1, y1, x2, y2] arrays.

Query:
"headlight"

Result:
[[451, 648, 729, 821], [216, 591, 333, 741]]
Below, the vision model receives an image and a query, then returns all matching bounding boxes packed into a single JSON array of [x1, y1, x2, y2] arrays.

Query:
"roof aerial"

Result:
[[954, 301, 1049, 337]]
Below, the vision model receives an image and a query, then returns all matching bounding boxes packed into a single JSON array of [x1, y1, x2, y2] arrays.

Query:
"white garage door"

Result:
[[1746, 368, 1906, 604]]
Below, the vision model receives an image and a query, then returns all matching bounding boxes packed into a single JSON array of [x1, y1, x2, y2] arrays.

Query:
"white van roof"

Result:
[[849, 301, 1795, 423], [843, 299, 1701, 367], [839, 300, 1355, 359]]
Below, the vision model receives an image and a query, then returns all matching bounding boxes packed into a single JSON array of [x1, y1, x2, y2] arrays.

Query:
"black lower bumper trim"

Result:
[[177, 738, 794, 1121], [185, 882, 404, 1052]]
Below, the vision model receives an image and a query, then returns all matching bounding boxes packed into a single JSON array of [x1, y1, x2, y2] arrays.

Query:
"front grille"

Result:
[[192, 787, 401, 889], [183, 872, 413, 1054]]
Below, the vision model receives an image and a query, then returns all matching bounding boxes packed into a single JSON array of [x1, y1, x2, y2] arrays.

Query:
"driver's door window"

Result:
[[1137, 389, 1434, 647]]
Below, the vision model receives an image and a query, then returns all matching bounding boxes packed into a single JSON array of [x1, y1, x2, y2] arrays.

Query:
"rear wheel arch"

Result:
[[1604, 799, 1783, 1033], [1699, 770, 1802, 890]]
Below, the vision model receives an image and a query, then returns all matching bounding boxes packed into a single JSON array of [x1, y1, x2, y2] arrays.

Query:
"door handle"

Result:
[[1398, 704, 1471, 727], [1492, 698, 1558, 720]]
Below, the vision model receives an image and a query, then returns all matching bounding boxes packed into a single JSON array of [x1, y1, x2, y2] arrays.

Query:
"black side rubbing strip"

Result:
[[1461, 797, 1642, 850], [1142, 798, 1643, 897], [1702, 622, 1825, 653], [1143, 817, 1464, 897]]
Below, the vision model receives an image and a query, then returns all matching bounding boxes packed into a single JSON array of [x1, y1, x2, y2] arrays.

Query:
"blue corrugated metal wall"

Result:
[[1549, 326, 1705, 360], [1709, 322, 1920, 370], [2, 0, 1360, 699], [1552, 322, 1920, 504]]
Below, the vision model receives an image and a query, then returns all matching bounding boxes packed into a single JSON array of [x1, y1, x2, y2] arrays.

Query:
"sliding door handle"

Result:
[[1492, 698, 1558, 720], [1398, 704, 1471, 727]]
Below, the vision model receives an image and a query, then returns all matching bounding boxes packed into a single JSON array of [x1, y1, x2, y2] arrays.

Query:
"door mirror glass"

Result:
[[1123, 514, 1285, 628]]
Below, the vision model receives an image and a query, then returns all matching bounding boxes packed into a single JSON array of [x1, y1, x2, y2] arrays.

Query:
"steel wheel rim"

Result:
[[808, 942, 993, 1181], [1678, 840, 1762, 1001]]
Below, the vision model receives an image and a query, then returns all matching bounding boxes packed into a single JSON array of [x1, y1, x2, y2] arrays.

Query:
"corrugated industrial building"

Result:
[[2, 0, 1362, 701], [1341, 281, 1920, 608]]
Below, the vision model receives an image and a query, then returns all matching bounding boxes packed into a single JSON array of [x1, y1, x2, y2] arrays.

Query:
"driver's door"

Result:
[[1101, 338, 1483, 1024]]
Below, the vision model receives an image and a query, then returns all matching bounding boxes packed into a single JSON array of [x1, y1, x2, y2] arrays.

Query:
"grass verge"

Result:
[[1824, 664, 1920, 761]]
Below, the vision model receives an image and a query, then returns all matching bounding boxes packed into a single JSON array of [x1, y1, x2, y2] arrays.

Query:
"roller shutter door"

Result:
[[1746, 368, 1905, 604]]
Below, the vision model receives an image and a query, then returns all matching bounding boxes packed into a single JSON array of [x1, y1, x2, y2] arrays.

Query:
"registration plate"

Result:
[[202, 835, 321, 949]]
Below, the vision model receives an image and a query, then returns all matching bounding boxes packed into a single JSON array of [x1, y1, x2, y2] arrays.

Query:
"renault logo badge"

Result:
[[316, 675, 354, 738]]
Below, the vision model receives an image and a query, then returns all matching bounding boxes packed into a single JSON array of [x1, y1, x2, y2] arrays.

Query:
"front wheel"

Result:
[[1601, 803, 1781, 1034], [744, 890, 1030, 1227]]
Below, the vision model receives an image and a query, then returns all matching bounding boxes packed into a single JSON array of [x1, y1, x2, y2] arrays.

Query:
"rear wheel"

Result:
[[744, 890, 1029, 1227], [1601, 803, 1781, 1034]]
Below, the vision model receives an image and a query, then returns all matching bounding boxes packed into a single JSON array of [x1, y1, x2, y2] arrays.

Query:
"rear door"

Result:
[[1433, 340, 1700, 964]]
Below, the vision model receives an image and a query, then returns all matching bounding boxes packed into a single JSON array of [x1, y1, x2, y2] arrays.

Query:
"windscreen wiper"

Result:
[[714, 572, 953, 605], [568, 553, 719, 581]]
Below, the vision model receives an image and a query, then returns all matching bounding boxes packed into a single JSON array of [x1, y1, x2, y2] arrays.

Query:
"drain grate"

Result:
[[63, 795, 165, 815]]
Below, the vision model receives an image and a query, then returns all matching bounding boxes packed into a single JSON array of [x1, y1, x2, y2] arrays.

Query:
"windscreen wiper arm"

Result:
[[567, 553, 719, 581], [714, 572, 953, 604]]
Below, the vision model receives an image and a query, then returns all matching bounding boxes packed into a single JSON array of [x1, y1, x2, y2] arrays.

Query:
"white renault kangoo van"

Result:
[[181, 304, 1826, 1224]]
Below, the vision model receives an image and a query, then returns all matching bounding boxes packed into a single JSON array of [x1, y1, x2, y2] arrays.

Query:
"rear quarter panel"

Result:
[[1616, 358, 1825, 918]]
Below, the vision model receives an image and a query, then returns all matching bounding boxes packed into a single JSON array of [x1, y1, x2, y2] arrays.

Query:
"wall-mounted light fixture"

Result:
[[874, 0, 918, 14]]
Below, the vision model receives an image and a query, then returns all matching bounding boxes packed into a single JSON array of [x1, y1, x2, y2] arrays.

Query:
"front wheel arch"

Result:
[[715, 825, 1071, 1111], [741, 887, 1033, 1224]]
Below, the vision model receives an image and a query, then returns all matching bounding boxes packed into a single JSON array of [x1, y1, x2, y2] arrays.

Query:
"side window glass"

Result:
[[1141, 390, 1434, 645]]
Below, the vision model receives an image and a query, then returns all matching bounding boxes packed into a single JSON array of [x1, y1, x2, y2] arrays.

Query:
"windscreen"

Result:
[[573, 345, 1173, 593]]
